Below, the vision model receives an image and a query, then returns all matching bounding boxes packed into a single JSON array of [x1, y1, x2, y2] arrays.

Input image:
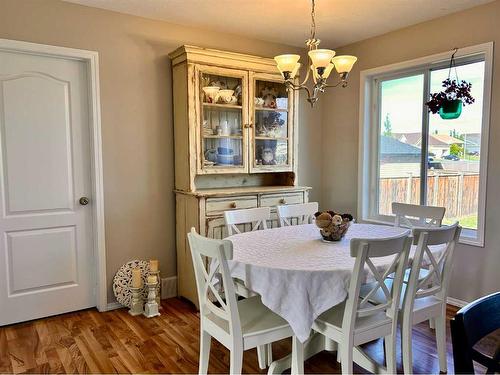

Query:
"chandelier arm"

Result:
[[299, 64, 312, 87], [325, 79, 348, 89], [299, 85, 314, 102]]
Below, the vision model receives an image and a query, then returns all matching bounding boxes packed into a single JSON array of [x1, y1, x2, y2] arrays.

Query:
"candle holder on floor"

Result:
[[128, 287, 143, 316], [150, 270, 162, 309], [143, 280, 160, 318]]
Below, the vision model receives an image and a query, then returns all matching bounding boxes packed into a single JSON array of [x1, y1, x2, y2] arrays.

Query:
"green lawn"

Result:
[[443, 214, 477, 229]]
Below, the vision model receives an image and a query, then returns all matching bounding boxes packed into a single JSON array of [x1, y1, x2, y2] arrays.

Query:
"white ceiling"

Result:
[[64, 0, 494, 48]]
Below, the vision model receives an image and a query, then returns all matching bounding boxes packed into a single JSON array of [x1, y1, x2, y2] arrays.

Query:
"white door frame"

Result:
[[0, 38, 107, 311]]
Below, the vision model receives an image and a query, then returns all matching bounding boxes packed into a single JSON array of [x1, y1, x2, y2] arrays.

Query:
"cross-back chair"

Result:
[[277, 202, 319, 227], [311, 230, 412, 374], [393, 202, 446, 228], [359, 222, 461, 374], [223, 206, 273, 367], [400, 222, 461, 374], [187, 228, 295, 375], [224, 207, 270, 236]]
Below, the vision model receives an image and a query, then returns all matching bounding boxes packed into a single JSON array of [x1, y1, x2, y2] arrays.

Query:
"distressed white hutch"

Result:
[[169, 46, 311, 306]]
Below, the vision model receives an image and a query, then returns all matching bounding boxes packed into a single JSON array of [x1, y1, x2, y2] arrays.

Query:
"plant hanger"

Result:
[[425, 47, 475, 120]]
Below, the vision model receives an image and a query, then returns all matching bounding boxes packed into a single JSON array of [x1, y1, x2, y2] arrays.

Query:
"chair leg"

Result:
[[256, 345, 267, 370], [385, 333, 396, 374], [340, 340, 353, 375], [230, 346, 243, 375], [199, 330, 211, 375], [291, 335, 304, 375], [429, 318, 436, 329], [435, 314, 447, 373], [267, 343, 273, 366], [401, 317, 413, 375], [336, 345, 342, 363]]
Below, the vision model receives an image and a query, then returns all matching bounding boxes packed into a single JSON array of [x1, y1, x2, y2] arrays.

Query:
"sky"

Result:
[[380, 61, 485, 136]]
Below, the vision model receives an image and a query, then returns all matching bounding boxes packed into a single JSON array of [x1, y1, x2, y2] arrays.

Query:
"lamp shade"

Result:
[[332, 55, 357, 73], [308, 49, 335, 68], [274, 54, 301, 74]]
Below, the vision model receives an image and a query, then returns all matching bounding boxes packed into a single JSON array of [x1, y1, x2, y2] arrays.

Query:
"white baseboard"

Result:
[[161, 276, 177, 299], [106, 301, 123, 311], [447, 296, 469, 308]]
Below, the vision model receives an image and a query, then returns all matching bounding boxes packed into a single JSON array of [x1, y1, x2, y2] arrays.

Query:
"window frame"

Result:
[[358, 42, 493, 247]]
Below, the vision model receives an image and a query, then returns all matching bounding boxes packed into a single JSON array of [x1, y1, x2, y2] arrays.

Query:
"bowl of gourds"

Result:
[[314, 211, 354, 242]]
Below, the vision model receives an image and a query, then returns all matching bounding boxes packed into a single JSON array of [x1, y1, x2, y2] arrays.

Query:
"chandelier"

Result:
[[274, 0, 357, 107]]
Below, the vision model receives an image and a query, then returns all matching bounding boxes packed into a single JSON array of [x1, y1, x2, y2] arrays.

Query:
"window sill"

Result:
[[359, 217, 484, 248]]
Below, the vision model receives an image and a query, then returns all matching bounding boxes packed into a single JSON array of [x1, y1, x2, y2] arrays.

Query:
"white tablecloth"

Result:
[[226, 223, 440, 342]]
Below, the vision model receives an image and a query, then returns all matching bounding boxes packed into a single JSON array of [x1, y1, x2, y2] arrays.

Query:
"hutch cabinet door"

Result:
[[249, 72, 295, 173], [196, 65, 249, 175]]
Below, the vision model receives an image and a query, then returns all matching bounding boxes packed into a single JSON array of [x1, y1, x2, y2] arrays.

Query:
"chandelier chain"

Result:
[[310, 0, 316, 40]]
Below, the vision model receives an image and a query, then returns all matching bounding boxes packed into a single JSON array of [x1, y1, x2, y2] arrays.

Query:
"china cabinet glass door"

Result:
[[198, 66, 248, 174], [250, 73, 294, 172]]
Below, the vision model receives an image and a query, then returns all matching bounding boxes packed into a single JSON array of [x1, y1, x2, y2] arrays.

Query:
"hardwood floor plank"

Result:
[[0, 299, 480, 374], [0, 328, 13, 374]]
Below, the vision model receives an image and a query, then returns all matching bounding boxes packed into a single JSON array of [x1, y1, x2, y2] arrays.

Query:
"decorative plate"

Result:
[[113, 260, 151, 308]]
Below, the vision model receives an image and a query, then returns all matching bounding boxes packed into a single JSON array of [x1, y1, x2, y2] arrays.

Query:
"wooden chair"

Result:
[[311, 230, 412, 374], [400, 223, 461, 374], [360, 223, 461, 374], [451, 292, 500, 374], [392, 202, 445, 228], [223, 206, 273, 367], [187, 228, 296, 375], [224, 207, 270, 236], [277, 202, 319, 227]]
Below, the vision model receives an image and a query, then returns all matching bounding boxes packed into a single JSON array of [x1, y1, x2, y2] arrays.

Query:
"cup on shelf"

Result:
[[220, 120, 231, 136]]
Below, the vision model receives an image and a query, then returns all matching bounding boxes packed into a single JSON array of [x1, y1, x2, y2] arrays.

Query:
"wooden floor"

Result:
[[0, 298, 470, 374]]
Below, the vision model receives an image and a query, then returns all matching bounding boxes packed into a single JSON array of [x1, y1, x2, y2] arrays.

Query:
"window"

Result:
[[359, 44, 492, 246]]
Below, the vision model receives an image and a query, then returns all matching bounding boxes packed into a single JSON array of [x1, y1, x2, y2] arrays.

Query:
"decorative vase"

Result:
[[439, 99, 463, 120]]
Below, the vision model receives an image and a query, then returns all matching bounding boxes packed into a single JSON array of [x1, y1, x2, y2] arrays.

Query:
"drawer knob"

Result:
[[230, 202, 237, 208], [279, 198, 286, 204]]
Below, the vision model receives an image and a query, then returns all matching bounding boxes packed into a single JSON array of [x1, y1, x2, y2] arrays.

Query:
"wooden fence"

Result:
[[379, 172, 479, 218]]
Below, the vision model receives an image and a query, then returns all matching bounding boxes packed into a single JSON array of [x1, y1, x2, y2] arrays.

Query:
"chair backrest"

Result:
[[187, 228, 241, 339], [224, 207, 270, 236], [403, 222, 461, 308], [277, 202, 319, 227], [392, 202, 445, 228], [451, 292, 500, 374], [342, 230, 412, 332]]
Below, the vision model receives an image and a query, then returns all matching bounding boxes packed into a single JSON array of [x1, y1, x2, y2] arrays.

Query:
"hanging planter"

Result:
[[439, 99, 462, 120], [425, 48, 474, 120]]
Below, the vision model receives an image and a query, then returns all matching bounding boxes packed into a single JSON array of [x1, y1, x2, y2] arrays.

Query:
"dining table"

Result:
[[225, 222, 445, 374]]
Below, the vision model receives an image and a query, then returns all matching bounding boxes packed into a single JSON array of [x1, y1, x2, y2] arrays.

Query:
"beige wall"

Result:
[[322, 0, 500, 302], [0, 0, 322, 303]]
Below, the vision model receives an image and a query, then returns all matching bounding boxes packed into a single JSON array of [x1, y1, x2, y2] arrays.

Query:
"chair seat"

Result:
[[204, 296, 292, 349], [313, 301, 392, 345], [359, 280, 443, 323]]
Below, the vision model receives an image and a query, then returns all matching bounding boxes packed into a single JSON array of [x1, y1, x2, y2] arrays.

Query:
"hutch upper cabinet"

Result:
[[169, 46, 310, 306]]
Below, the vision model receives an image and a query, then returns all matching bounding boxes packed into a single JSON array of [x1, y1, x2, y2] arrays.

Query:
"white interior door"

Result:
[[0, 48, 95, 325]]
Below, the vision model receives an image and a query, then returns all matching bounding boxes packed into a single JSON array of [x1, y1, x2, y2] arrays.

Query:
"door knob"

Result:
[[79, 197, 89, 206]]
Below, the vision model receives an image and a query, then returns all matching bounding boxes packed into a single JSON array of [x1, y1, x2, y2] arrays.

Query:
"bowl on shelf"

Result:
[[202, 86, 220, 103], [217, 154, 235, 165], [218, 89, 234, 104], [217, 147, 234, 155]]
